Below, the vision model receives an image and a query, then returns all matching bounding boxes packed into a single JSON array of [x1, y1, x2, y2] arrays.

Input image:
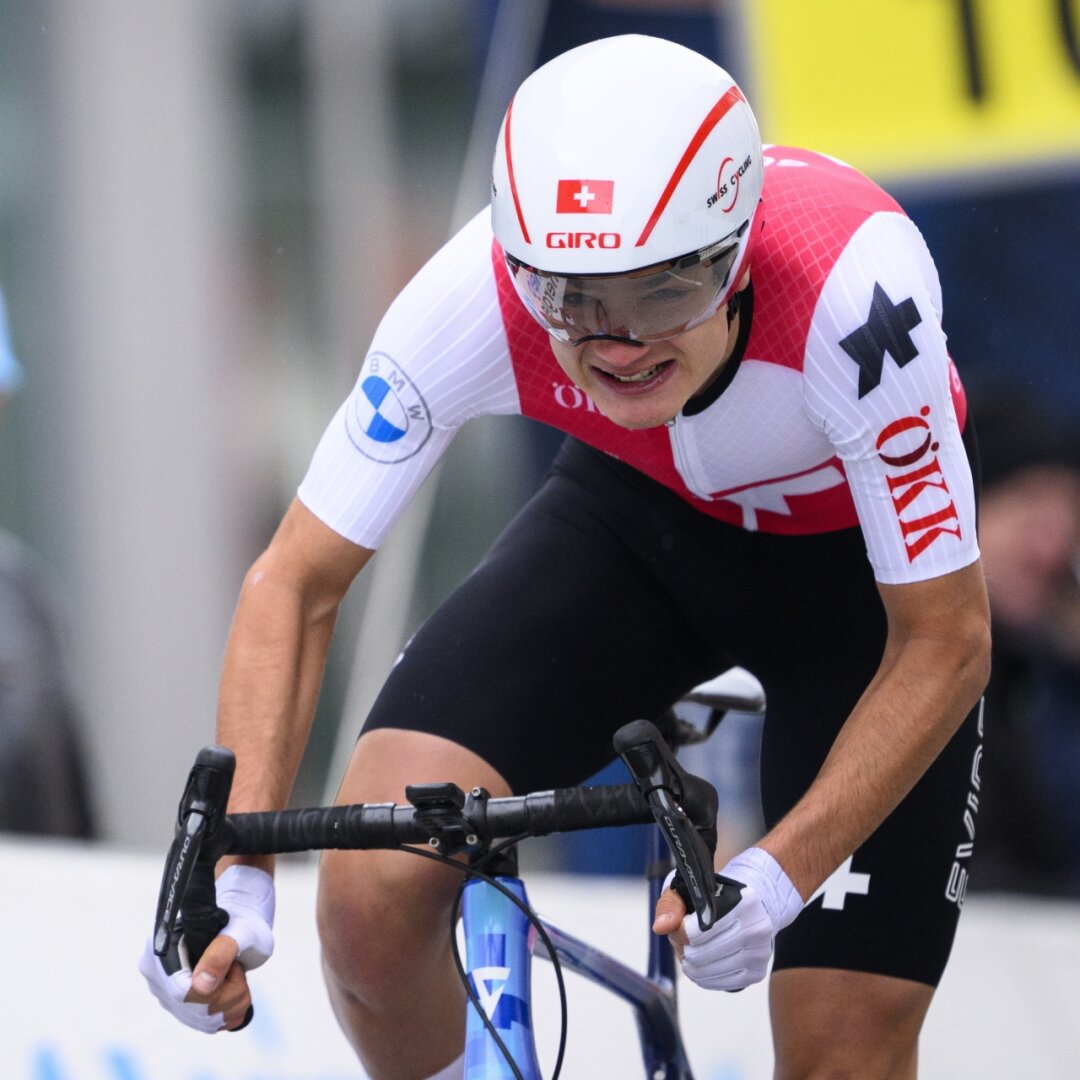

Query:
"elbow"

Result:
[[238, 549, 343, 629], [957, 612, 993, 708], [239, 552, 285, 606], [970, 625, 993, 701]]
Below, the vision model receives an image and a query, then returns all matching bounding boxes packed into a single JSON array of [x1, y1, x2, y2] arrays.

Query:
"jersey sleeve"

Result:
[[802, 211, 979, 585], [297, 209, 521, 549]]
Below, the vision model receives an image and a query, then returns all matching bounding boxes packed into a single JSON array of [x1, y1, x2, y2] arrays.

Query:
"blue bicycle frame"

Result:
[[461, 827, 693, 1080]]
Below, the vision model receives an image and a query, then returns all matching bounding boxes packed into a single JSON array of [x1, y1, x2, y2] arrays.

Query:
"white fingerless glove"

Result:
[[215, 864, 276, 971], [138, 865, 275, 1032], [680, 847, 803, 992]]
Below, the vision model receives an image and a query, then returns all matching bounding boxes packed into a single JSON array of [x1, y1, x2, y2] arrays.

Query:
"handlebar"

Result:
[[152, 719, 733, 974], [212, 783, 658, 857]]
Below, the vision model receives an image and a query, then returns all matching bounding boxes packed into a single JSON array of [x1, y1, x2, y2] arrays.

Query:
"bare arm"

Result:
[[173, 498, 373, 1015], [216, 497, 374, 871], [755, 559, 991, 899]]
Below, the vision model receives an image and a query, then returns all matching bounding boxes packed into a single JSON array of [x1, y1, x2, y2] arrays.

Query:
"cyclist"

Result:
[[140, 35, 990, 1080]]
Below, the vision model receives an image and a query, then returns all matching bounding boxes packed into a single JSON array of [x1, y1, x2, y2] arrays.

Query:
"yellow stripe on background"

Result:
[[744, 0, 1080, 181]]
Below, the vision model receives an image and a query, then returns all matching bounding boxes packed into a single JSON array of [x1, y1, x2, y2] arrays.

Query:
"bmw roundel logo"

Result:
[[345, 352, 432, 463]]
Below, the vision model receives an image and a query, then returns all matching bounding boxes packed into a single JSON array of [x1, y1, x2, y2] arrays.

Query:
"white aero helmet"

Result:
[[492, 34, 764, 345]]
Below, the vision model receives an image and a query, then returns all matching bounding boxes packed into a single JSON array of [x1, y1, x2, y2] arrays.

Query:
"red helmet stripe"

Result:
[[503, 97, 532, 245], [635, 85, 746, 248]]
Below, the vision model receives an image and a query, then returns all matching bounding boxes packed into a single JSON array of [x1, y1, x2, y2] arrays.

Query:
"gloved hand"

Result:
[[656, 846, 803, 992], [138, 864, 276, 1032]]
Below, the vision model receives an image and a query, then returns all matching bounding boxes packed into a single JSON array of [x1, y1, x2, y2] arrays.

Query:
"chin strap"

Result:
[[726, 288, 742, 327]]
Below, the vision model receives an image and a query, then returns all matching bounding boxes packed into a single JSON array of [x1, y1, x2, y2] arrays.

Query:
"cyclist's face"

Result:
[[547, 275, 748, 430]]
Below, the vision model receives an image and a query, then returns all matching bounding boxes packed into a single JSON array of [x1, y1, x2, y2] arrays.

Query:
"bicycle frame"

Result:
[[462, 875, 544, 1079], [460, 824, 693, 1079], [154, 668, 771, 1078]]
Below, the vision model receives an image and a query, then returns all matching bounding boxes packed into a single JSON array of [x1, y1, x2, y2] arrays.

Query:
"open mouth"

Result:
[[596, 359, 675, 393], [599, 360, 673, 383], [609, 363, 666, 383]]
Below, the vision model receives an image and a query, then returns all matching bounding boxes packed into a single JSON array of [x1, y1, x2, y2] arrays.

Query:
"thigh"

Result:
[[319, 728, 514, 936], [359, 441, 722, 794]]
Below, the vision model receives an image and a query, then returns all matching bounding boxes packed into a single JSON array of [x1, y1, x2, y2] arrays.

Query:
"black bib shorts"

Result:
[[362, 435, 984, 987]]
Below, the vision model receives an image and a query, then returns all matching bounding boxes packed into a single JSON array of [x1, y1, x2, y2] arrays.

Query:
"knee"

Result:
[[770, 968, 932, 1080], [315, 728, 512, 1004], [316, 846, 461, 1000]]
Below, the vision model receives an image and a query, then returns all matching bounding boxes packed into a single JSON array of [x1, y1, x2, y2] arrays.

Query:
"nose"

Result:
[[579, 295, 641, 342], [583, 335, 649, 368]]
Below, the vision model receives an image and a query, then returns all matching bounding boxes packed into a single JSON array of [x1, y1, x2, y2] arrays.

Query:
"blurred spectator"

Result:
[[972, 390, 1080, 896], [0, 289, 96, 839]]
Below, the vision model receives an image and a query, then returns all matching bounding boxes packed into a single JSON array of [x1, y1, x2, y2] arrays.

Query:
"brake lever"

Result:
[[152, 746, 236, 974], [613, 719, 726, 930]]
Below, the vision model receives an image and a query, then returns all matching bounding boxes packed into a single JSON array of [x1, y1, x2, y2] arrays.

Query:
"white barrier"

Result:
[[3, 836, 1078, 1079]]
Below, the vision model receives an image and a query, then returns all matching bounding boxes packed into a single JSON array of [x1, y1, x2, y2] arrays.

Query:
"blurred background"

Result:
[[1, 0, 1078, 905]]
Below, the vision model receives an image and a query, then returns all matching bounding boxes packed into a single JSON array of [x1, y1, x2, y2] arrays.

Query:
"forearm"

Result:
[[217, 564, 338, 813], [210, 502, 374, 877], [756, 568, 991, 900], [214, 500, 372, 834], [212, 563, 340, 876]]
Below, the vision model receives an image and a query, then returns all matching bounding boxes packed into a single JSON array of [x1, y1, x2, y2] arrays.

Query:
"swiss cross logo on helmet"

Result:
[[556, 179, 614, 214]]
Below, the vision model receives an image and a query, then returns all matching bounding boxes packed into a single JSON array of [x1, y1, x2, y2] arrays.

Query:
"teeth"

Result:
[[611, 364, 662, 383]]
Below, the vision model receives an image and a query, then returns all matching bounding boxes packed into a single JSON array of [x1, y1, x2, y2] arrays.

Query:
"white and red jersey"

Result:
[[299, 146, 978, 586]]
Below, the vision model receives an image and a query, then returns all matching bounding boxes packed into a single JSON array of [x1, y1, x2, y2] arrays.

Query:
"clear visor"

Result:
[[506, 223, 747, 345]]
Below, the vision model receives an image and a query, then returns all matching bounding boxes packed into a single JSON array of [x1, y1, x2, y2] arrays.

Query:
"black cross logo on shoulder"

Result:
[[839, 283, 923, 399]]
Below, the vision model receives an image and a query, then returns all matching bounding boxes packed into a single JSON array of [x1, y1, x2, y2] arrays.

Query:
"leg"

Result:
[[755, 693, 984, 1079], [316, 443, 721, 1078], [317, 728, 513, 1080], [770, 968, 932, 1079]]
